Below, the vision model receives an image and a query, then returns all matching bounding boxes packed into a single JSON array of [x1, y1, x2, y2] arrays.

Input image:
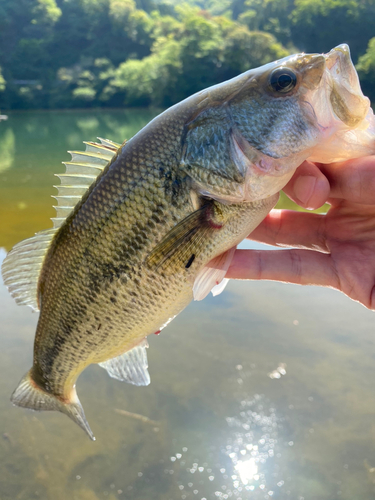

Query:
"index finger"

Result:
[[318, 156, 375, 205]]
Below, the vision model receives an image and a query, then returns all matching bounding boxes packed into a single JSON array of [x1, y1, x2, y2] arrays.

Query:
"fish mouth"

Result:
[[324, 44, 370, 127]]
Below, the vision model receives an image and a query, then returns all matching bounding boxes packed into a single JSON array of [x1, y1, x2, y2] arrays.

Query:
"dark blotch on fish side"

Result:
[[185, 254, 195, 269]]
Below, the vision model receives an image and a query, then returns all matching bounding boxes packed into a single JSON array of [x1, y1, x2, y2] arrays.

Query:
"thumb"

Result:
[[283, 161, 330, 210]]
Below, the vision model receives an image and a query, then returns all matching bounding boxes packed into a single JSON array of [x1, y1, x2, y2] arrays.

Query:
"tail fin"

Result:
[[11, 370, 95, 441]]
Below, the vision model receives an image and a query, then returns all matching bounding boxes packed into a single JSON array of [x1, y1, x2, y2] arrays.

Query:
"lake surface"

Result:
[[0, 110, 375, 500]]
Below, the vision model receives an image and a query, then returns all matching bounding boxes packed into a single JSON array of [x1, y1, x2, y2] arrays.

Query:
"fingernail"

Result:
[[294, 175, 316, 207]]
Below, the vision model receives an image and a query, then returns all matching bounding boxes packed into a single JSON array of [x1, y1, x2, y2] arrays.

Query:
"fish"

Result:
[[2, 44, 375, 440]]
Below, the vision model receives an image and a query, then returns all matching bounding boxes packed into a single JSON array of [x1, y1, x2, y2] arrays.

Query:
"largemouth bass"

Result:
[[2, 44, 375, 440]]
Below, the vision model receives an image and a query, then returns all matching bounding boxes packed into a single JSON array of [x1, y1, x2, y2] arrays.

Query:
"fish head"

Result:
[[183, 44, 375, 203]]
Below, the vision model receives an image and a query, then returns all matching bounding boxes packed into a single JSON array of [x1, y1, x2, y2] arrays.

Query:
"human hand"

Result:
[[225, 156, 375, 310]]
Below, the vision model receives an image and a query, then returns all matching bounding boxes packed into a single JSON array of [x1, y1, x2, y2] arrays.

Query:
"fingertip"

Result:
[[284, 161, 330, 210], [303, 174, 330, 210], [293, 175, 317, 208]]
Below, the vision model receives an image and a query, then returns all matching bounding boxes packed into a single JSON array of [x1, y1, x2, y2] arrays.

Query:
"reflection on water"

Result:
[[1, 111, 375, 500], [0, 128, 15, 173]]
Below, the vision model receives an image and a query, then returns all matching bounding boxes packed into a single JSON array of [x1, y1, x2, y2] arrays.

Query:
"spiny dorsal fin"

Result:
[[52, 137, 122, 229], [99, 339, 150, 386], [1, 137, 123, 311]]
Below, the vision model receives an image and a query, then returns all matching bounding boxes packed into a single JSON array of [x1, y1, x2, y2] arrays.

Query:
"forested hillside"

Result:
[[0, 0, 374, 109]]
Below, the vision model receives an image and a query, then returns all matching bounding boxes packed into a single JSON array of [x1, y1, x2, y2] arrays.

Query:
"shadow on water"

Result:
[[0, 111, 375, 500]]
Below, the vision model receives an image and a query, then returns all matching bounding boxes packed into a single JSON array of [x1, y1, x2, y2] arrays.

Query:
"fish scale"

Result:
[[3, 44, 375, 439]]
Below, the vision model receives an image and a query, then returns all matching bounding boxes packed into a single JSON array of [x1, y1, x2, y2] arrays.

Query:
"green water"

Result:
[[0, 110, 375, 500]]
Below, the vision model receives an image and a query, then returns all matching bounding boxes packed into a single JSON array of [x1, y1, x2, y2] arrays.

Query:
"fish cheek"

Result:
[[181, 107, 248, 201], [230, 93, 317, 159], [183, 106, 244, 182]]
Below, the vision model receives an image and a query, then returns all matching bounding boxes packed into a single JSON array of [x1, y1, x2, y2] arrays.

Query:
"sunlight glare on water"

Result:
[[0, 110, 375, 500], [235, 459, 258, 487]]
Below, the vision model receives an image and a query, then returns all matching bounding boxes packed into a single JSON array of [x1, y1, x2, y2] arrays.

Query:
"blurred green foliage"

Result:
[[0, 0, 374, 109], [0, 67, 5, 93], [356, 38, 375, 101]]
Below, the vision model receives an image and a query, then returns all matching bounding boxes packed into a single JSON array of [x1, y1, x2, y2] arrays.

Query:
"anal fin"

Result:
[[99, 339, 150, 386]]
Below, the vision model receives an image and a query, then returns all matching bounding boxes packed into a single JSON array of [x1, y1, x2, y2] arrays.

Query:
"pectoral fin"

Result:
[[146, 201, 224, 273], [193, 246, 236, 300]]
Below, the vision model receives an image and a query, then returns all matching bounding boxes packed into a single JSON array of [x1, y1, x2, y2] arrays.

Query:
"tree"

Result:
[[237, 0, 295, 46], [0, 0, 373, 110], [0, 67, 5, 92], [104, 7, 289, 107], [51, 58, 116, 108], [221, 25, 289, 74], [356, 37, 375, 103], [0, 0, 61, 75], [104, 35, 183, 106], [290, 0, 375, 60]]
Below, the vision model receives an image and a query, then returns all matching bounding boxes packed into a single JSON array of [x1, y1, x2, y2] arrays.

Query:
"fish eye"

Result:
[[269, 68, 297, 93]]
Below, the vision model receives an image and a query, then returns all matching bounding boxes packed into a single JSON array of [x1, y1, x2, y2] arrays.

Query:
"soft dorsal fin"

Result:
[[1, 137, 122, 311], [2, 228, 56, 311], [99, 339, 150, 386]]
